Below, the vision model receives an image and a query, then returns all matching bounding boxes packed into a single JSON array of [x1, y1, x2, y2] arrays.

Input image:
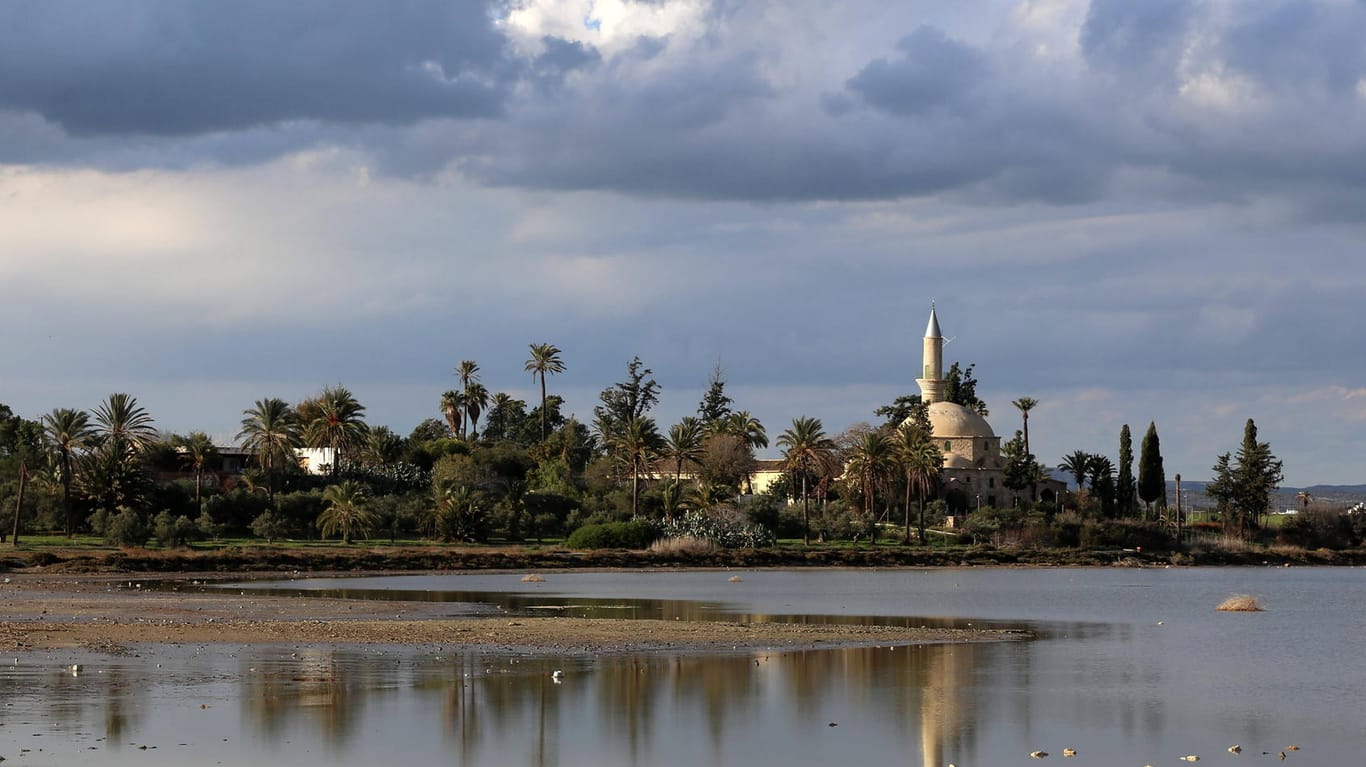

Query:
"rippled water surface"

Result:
[[4, 567, 1363, 766]]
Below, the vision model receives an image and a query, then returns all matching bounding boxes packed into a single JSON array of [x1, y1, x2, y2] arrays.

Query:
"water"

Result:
[[3, 567, 1362, 766]]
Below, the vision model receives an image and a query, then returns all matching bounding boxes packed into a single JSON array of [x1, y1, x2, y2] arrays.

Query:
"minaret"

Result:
[[916, 305, 945, 404]]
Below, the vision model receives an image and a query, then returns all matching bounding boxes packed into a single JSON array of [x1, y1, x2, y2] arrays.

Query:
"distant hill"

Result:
[[1044, 468, 1366, 511]]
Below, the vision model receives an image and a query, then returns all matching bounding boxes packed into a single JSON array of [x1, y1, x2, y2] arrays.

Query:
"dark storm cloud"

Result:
[[0, 0, 513, 136], [5, 0, 1366, 212], [1221, 2, 1366, 93], [844, 26, 986, 116], [1080, 0, 1194, 83]]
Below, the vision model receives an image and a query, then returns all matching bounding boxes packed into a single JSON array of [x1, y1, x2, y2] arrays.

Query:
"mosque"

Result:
[[917, 306, 1063, 514]]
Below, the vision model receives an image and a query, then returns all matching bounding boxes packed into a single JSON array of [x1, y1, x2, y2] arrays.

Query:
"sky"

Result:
[[2, 0, 1364, 486]]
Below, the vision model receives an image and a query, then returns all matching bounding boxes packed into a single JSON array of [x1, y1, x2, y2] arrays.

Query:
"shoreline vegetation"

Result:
[[5, 542, 1366, 574]]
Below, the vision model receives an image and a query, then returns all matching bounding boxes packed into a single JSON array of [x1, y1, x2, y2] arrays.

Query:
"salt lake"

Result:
[[3, 566, 1361, 766]]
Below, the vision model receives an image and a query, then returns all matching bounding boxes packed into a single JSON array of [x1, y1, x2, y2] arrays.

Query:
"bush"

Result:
[[658, 508, 775, 548], [103, 508, 151, 548], [154, 511, 199, 548], [250, 511, 289, 543], [565, 520, 658, 550], [1278, 508, 1353, 550]]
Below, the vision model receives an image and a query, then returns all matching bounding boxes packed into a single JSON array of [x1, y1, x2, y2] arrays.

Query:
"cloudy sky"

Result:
[[2, 0, 1364, 486]]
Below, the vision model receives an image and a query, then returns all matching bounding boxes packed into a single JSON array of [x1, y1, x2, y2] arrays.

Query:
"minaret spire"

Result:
[[916, 304, 945, 404]]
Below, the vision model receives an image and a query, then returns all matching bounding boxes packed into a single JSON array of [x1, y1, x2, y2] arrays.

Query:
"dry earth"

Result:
[[0, 573, 1022, 655]]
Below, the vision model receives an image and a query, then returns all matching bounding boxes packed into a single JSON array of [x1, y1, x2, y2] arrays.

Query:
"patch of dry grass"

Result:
[[1216, 594, 1264, 612], [648, 536, 717, 555]]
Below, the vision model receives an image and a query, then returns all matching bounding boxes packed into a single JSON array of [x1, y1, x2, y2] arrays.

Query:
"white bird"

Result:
[[551, 670, 563, 681]]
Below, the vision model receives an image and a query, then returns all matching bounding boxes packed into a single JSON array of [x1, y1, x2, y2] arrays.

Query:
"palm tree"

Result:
[[236, 398, 302, 501], [612, 415, 661, 517], [778, 416, 836, 546], [464, 382, 490, 440], [318, 480, 373, 544], [303, 386, 367, 474], [893, 423, 942, 544], [717, 411, 769, 449], [440, 389, 465, 438], [1012, 397, 1039, 501], [1295, 490, 1314, 512], [173, 431, 218, 511], [362, 425, 404, 466], [42, 408, 94, 537], [1060, 450, 1093, 492], [525, 343, 566, 440], [663, 417, 706, 503], [907, 436, 943, 545], [93, 392, 157, 455], [454, 360, 481, 440], [846, 431, 895, 545], [455, 359, 480, 391]]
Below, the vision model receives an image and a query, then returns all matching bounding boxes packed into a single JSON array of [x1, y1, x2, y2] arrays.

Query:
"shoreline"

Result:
[[5, 542, 1364, 575], [0, 572, 1023, 655]]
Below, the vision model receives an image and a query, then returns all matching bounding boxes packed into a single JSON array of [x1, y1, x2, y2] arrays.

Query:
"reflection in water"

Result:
[[12, 568, 1366, 766]]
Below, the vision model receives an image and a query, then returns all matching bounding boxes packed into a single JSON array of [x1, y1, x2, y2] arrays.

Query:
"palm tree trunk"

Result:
[[61, 461, 74, 538], [918, 496, 927, 546], [631, 461, 640, 517], [11, 460, 26, 546], [801, 472, 810, 546], [903, 474, 912, 544], [539, 374, 548, 440]]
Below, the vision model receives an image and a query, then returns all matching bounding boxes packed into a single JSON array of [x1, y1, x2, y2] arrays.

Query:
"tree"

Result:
[[875, 394, 930, 432], [93, 392, 157, 455], [483, 393, 528, 443], [173, 431, 218, 511], [440, 389, 465, 438], [777, 416, 836, 545], [663, 417, 706, 502], [525, 343, 566, 440], [1138, 422, 1166, 516], [716, 411, 768, 450], [1002, 431, 1044, 505], [1206, 419, 1284, 533], [1060, 450, 1093, 492], [846, 431, 894, 544], [455, 360, 484, 440], [1116, 424, 1138, 518], [895, 425, 943, 545], [609, 415, 661, 517], [594, 356, 660, 446], [1088, 455, 1116, 518], [236, 398, 302, 500], [303, 386, 368, 475], [1012, 397, 1038, 501], [317, 480, 373, 544], [464, 382, 490, 440], [943, 363, 988, 416], [697, 362, 734, 424], [42, 408, 95, 536]]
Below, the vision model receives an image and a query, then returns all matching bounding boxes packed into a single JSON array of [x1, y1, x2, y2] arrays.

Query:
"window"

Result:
[[944, 441, 952, 452], [989, 477, 995, 488]]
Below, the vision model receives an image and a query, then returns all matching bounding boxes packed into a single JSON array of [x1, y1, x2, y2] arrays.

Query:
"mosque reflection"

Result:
[[230, 639, 1000, 767]]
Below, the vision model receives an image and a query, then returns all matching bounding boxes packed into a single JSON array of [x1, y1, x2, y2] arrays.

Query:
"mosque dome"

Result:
[[927, 401, 997, 440]]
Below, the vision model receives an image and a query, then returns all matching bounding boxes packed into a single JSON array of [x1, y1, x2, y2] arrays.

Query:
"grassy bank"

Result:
[[4, 539, 1366, 574]]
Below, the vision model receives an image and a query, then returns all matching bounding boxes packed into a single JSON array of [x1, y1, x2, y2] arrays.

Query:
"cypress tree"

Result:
[[1116, 424, 1138, 518], [1137, 421, 1166, 516]]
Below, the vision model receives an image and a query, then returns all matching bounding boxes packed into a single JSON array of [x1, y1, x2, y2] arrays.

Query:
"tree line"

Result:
[[0, 345, 1315, 551]]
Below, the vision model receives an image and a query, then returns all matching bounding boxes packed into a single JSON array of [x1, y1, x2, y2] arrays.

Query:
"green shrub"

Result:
[[103, 508, 151, 548], [565, 520, 658, 550], [250, 511, 289, 543], [154, 511, 199, 548], [1278, 509, 1353, 550]]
